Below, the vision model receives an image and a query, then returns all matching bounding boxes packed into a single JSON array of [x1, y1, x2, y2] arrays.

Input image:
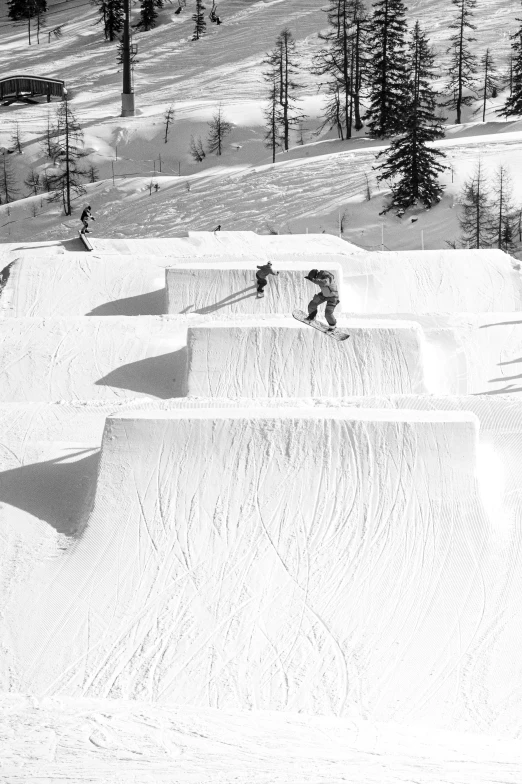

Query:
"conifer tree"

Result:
[[480, 49, 498, 122], [138, 0, 158, 31], [40, 112, 61, 164], [192, 0, 206, 40], [499, 8, 522, 118], [47, 100, 88, 215], [92, 0, 124, 41], [446, 0, 477, 124], [364, 0, 408, 137], [264, 29, 305, 151], [375, 21, 446, 213], [87, 163, 100, 183], [263, 73, 281, 163], [164, 103, 175, 143], [458, 161, 493, 248], [313, 0, 367, 140], [189, 135, 206, 162], [8, 0, 46, 21], [0, 154, 19, 204], [10, 122, 23, 154], [207, 106, 233, 155], [491, 165, 517, 252], [24, 168, 41, 195]]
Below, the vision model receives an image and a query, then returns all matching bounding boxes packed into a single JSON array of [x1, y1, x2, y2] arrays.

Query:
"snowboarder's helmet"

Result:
[[308, 269, 319, 279]]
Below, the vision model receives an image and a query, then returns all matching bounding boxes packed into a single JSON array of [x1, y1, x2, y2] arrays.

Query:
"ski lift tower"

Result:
[[121, 0, 135, 117]]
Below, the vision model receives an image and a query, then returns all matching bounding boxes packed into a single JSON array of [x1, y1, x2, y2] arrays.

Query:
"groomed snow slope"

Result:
[[2, 692, 521, 784], [187, 321, 427, 396], [6, 409, 490, 731], [0, 255, 169, 317], [0, 317, 187, 401], [166, 263, 343, 314], [343, 249, 522, 314], [3, 240, 519, 320]]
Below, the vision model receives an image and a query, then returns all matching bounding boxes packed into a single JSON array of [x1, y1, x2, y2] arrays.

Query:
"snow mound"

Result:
[[187, 321, 428, 396], [343, 249, 522, 313], [1, 691, 521, 783], [166, 263, 343, 314], [5, 409, 489, 731], [0, 256, 169, 318], [0, 317, 187, 401]]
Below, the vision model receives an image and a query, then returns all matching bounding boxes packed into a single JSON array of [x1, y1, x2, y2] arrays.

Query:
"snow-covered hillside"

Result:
[[1, 0, 522, 247]]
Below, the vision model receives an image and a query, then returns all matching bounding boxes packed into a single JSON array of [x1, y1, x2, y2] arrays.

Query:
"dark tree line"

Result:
[[458, 163, 519, 252], [7, 0, 46, 20], [257, 0, 522, 216]]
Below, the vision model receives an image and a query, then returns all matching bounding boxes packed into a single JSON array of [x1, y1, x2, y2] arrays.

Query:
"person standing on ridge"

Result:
[[80, 205, 95, 234], [255, 261, 279, 297], [304, 269, 339, 329]]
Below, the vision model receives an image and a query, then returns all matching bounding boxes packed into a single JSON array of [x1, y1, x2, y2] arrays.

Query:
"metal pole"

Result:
[[159, 153, 161, 172], [381, 223, 384, 251], [121, 0, 135, 117], [111, 161, 115, 185]]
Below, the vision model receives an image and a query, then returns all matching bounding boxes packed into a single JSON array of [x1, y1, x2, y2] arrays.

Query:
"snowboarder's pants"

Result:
[[81, 219, 89, 234], [256, 275, 268, 294], [308, 293, 339, 326]]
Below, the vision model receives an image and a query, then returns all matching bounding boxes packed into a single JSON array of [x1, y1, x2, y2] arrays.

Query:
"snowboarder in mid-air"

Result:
[[256, 261, 279, 298], [80, 205, 95, 234], [303, 269, 339, 330]]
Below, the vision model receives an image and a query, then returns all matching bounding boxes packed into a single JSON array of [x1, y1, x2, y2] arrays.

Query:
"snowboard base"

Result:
[[292, 309, 350, 341]]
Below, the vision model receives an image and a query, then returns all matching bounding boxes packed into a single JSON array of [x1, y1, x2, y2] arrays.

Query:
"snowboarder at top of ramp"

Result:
[[304, 269, 340, 329], [80, 205, 95, 235], [256, 262, 279, 298]]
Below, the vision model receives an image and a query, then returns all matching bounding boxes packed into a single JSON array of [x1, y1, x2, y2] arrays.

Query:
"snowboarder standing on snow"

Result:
[[80, 205, 95, 234], [256, 261, 279, 296], [304, 269, 339, 329]]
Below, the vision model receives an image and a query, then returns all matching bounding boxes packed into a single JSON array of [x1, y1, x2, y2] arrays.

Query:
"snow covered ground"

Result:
[[1, 0, 522, 248], [3, 0, 522, 779]]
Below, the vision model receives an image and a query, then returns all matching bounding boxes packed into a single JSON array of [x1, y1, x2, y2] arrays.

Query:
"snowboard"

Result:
[[256, 291, 264, 299], [292, 309, 350, 342]]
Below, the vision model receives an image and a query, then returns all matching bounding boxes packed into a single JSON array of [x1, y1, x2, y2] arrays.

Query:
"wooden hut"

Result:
[[0, 75, 66, 105]]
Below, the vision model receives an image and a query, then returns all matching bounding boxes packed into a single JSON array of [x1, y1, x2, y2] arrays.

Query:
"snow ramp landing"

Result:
[[165, 263, 342, 314], [0, 318, 187, 402], [187, 320, 428, 396], [9, 409, 489, 729], [344, 249, 522, 314], [0, 256, 168, 317]]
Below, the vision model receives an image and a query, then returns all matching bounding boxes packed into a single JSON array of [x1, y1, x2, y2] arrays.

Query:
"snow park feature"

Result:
[[186, 320, 428, 397], [4, 408, 488, 720], [3, 0, 522, 772], [165, 262, 343, 314]]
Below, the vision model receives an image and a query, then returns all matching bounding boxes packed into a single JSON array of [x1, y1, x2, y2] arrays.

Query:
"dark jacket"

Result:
[[256, 264, 278, 279]]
